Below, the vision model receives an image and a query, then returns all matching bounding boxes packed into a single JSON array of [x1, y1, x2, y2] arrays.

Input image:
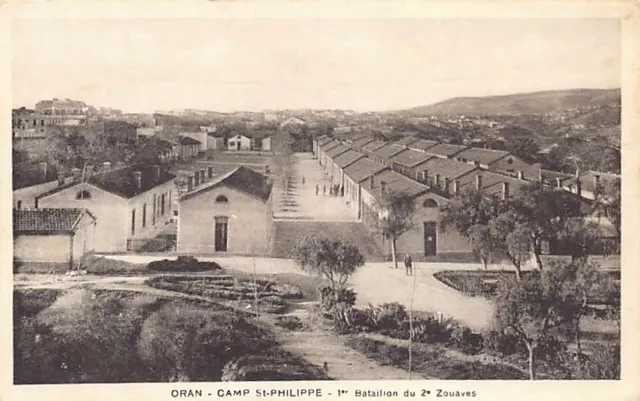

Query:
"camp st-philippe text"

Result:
[[170, 388, 478, 398]]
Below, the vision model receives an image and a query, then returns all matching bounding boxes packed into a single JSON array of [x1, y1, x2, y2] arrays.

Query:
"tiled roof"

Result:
[[424, 143, 469, 157], [180, 166, 273, 203], [361, 169, 429, 201], [393, 135, 420, 147], [407, 139, 439, 152], [454, 148, 510, 165], [419, 158, 478, 181], [325, 144, 351, 158], [37, 165, 176, 199], [351, 136, 376, 148], [179, 136, 201, 145], [456, 170, 526, 195], [332, 149, 366, 168], [13, 208, 94, 234], [362, 140, 387, 152], [320, 140, 341, 151], [346, 134, 370, 143], [317, 137, 333, 146], [390, 149, 435, 167], [343, 157, 389, 183], [371, 144, 406, 160], [563, 171, 620, 194]]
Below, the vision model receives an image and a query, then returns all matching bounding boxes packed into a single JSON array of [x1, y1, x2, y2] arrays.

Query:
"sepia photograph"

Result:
[[5, 6, 633, 394]]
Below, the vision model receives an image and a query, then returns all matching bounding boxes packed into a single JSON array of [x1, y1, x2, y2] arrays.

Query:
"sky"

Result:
[[12, 18, 620, 113]]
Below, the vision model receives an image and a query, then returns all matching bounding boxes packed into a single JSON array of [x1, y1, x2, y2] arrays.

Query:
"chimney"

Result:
[[502, 182, 510, 200], [200, 169, 206, 182], [380, 181, 387, 196], [475, 174, 483, 191], [576, 179, 582, 197], [370, 175, 375, 189], [153, 165, 161, 181], [594, 174, 601, 189], [556, 177, 563, 188], [194, 172, 200, 187], [517, 170, 524, 180], [208, 166, 213, 178], [421, 170, 429, 184], [453, 180, 460, 195], [102, 161, 111, 172], [435, 174, 441, 188], [444, 177, 450, 194], [57, 171, 65, 186], [133, 171, 142, 190], [538, 168, 543, 182], [187, 176, 194, 192]]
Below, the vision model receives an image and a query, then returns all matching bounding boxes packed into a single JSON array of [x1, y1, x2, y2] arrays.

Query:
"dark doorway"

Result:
[[236, 141, 241, 151], [424, 221, 437, 256], [215, 217, 228, 252]]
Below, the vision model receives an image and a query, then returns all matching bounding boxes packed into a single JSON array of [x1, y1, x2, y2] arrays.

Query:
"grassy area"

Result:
[[14, 288, 328, 384], [345, 335, 527, 380]]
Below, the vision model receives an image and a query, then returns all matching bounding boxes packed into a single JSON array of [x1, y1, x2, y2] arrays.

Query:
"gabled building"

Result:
[[323, 144, 351, 176], [227, 134, 252, 151], [453, 148, 530, 173], [392, 135, 421, 148], [406, 139, 438, 153], [318, 140, 343, 167], [180, 131, 209, 153], [562, 170, 620, 201], [179, 136, 201, 159], [341, 157, 389, 218], [13, 208, 96, 269], [390, 149, 436, 179], [329, 149, 366, 187], [177, 166, 274, 255], [369, 143, 407, 166], [36, 165, 176, 252], [423, 143, 469, 159]]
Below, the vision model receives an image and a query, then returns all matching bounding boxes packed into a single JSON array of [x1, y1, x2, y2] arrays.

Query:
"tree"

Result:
[[489, 213, 531, 280], [376, 191, 416, 269], [440, 188, 504, 269], [467, 224, 502, 270], [293, 235, 364, 327], [506, 182, 583, 271], [593, 178, 621, 249], [494, 270, 573, 380], [293, 235, 365, 299], [504, 133, 540, 164]]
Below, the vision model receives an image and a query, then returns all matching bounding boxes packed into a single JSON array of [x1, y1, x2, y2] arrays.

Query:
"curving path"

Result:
[[97, 255, 496, 331]]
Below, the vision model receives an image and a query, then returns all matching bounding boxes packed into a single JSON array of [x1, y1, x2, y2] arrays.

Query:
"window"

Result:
[[76, 190, 91, 199], [161, 194, 166, 215], [142, 203, 147, 228], [423, 199, 439, 208], [16, 200, 22, 210], [215, 195, 229, 204], [507, 158, 514, 165], [131, 209, 136, 236], [152, 195, 157, 225]]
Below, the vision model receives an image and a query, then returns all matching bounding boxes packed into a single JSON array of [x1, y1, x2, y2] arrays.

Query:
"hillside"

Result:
[[399, 88, 620, 116]]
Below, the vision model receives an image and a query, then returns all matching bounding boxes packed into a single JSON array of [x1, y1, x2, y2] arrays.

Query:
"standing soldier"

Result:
[[404, 253, 413, 276], [315, 184, 319, 196], [323, 184, 326, 196], [302, 176, 305, 186]]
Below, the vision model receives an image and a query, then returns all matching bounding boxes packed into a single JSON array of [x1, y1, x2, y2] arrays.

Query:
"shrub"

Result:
[[533, 335, 567, 361], [85, 256, 147, 275], [269, 283, 304, 299], [449, 326, 484, 355], [372, 303, 408, 331], [410, 315, 458, 344], [577, 344, 620, 380], [483, 330, 521, 356], [221, 353, 328, 381], [146, 256, 222, 272], [274, 316, 307, 331], [318, 286, 356, 310]]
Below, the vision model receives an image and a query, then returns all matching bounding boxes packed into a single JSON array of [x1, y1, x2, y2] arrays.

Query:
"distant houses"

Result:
[[35, 164, 176, 252], [177, 166, 274, 255], [179, 136, 201, 159], [13, 208, 96, 269]]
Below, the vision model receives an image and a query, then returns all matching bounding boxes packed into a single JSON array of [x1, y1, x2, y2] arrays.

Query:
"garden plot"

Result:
[[145, 275, 304, 314]]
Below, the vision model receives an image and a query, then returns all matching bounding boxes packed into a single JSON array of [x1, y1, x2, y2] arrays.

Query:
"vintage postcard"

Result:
[[1, 1, 639, 401]]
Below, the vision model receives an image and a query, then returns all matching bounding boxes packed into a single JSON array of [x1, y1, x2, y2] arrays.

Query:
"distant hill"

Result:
[[397, 88, 620, 116]]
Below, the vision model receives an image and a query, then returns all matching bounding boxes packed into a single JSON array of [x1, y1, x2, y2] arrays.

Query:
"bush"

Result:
[[274, 316, 307, 331], [483, 330, 521, 356], [577, 344, 620, 379], [146, 256, 222, 272], [370, 303, 408, 331], [85, 256, 147, 275], [318, 286, 357, 310], [449, 326, 484, 355], [410, 315, 458, 344]]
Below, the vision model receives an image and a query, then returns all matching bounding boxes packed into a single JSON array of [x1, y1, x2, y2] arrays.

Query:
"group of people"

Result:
[[315, 183, 344, 197]]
